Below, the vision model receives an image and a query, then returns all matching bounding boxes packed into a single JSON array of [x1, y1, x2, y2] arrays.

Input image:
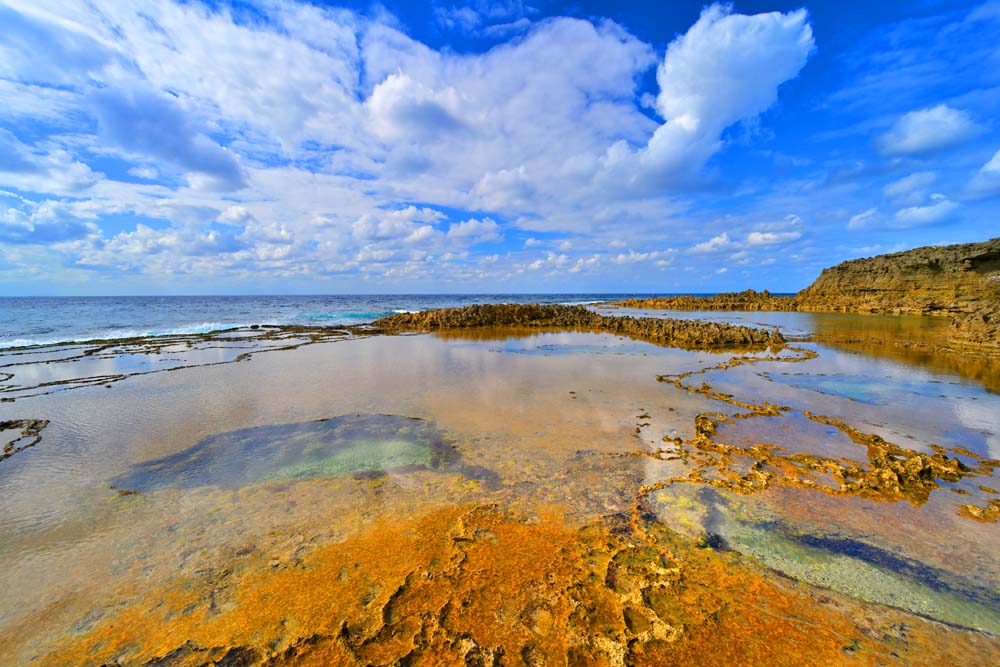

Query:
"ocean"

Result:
[[0, 294, 655, 348]]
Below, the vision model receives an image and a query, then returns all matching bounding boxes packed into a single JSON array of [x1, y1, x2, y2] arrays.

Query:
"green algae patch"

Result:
[[112, 414, 464, 491], [263, 438, 434, 480]]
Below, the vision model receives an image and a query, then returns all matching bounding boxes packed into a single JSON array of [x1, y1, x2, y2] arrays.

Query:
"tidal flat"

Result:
[[1, 311, 999, 666]]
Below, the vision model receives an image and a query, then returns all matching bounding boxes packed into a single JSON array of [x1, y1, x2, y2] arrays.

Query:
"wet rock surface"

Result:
[[636, 346, 1000, 522], [25, 505, 1000, 667], [0, 418, 48, 462], [372, 303, 783, 351], [615, 289, 797, 312], [0, 325, 358, 402]]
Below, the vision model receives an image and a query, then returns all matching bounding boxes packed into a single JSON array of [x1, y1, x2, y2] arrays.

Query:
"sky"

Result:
[[1, 0, 999, 295]]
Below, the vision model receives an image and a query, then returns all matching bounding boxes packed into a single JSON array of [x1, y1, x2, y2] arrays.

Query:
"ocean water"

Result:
[[2, 306, 999, 661], [0, 294, 652, 348]]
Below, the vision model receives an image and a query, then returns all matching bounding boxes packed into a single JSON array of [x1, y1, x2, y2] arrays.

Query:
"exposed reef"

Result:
[[615, 289, 797, 312], [0, 418, 48, 462], [373, 303, 784, 351], [626, 346, 1000, 523], [0, 325, 358, 402], [25, 504, 1000, 667], [611, 238, 1000, 354]]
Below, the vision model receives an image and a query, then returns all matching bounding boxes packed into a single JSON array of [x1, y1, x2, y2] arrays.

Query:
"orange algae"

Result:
[[642, 346, 1000, 520], [28, 504, 1000, 667]]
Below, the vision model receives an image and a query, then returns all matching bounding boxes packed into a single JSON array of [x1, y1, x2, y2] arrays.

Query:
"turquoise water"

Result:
[[110, 414, 486, 491]]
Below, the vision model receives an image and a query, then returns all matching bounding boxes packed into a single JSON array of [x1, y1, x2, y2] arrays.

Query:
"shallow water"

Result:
[[0, 319, 998, 665]]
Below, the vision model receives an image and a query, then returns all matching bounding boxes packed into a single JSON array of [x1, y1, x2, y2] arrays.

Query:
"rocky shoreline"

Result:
[[372, 303, 784, 351], [611, 238, 1000, 354]]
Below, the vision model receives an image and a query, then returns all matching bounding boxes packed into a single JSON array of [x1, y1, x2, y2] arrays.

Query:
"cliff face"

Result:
[[795, 237, 1000, 317], [794, 237, 1000, 353], [608, 238, 1000, 354]]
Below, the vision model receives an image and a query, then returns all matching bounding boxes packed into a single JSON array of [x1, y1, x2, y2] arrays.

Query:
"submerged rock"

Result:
[[372, 303, 783, 351], [0, 418, 49, 462], [110, 414, 479, 491]]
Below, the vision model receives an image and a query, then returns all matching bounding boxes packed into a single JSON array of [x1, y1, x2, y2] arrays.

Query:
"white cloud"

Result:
[[0, 1, 823, 288], [688, 232, 733, 254], [894, 198, 959, 227], [878, 105, 980, 155], [91, 85, 247, 191], [127, 165, 159, 180], [609, 4, 814, 188], [745, 231, 801, 246], [847, 208, 880, 230], [0, 129, 102, 195], [0, 201, 98, 245], [967, 149, 1000, 197], [882, 171, 936, 203], [611, 249, 674, 264], [446, 218, 502, 243]]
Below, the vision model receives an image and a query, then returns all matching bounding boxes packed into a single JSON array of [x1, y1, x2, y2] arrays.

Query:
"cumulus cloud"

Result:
[[446, 218, 502, 243], [91, 85, 247, 191], [878, 105, 981, 156], [0, 202, 97, 245], [611, 249, 674, 264], [688, 232, 733, 254], [605, 4, 814, 189], [894, 197, 958, 227], [366, 74, 467, 142], [0, 129, 102, 194], [0, 1, 827, 289]]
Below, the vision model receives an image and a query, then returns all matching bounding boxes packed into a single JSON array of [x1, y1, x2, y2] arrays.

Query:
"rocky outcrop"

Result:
[[795, 238, 1000, 352], [615, 289, 797, 311], [794, 237, 1000, 317], [1, 419, 48, 462], [949, 307, 1000, 354], [610, 238, 1000, 354], [373, 303, 783, 350]]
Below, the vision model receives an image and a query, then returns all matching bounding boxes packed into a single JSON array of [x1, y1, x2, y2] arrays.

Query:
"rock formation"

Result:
[[615, 289, 797, 311], [612, 238, 1000, 354], [794, 237, 1000, 317], [373, 303, 783, 350]]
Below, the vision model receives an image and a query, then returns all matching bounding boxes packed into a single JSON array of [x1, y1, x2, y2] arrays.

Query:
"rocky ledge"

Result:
[[615, 289, 797, 311], [373, 303, 783, 350]]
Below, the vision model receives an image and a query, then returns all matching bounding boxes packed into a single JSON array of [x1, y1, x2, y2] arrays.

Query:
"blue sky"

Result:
[[1, 0, 999, 295]]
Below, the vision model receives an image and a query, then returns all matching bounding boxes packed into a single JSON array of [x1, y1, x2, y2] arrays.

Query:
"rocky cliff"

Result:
[[795, 238, 1000, 353], [611, 238, 1000, 354], [795, 237, 1000, 317]]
